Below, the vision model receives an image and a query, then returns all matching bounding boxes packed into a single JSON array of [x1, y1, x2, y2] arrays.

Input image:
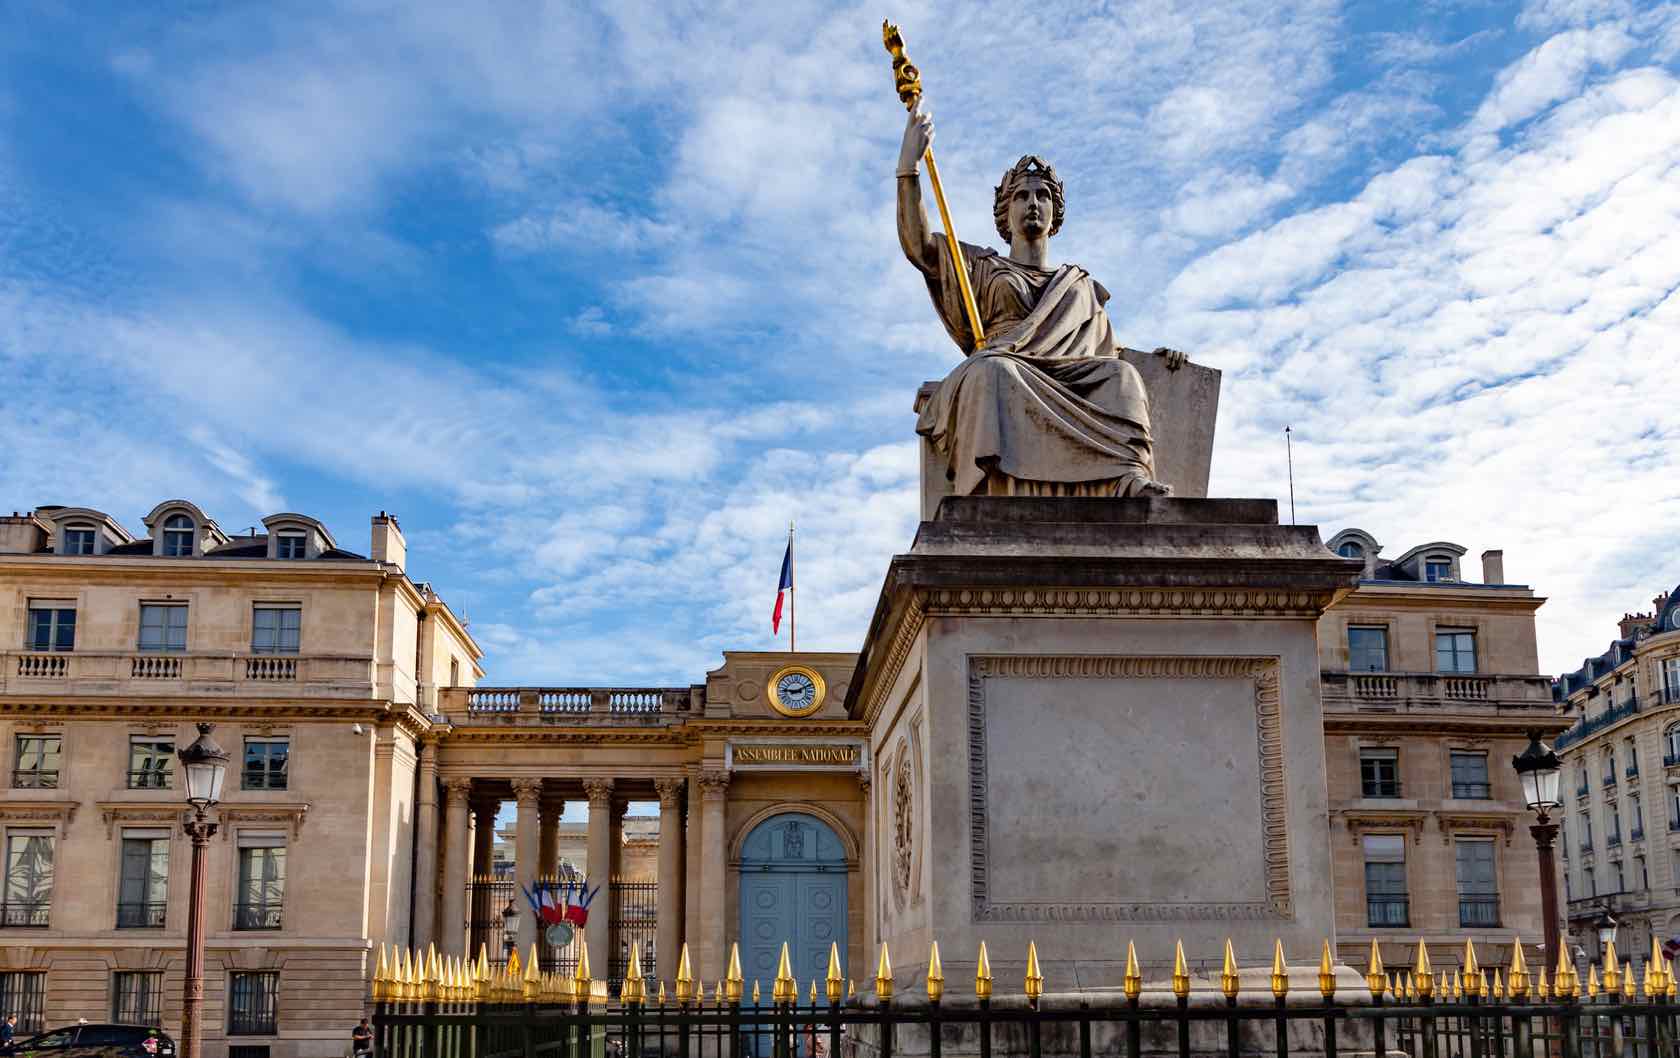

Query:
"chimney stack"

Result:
[[370, 512, 406, 571], [0, 511, 49, 555], [1480, 549, 1505, 585]]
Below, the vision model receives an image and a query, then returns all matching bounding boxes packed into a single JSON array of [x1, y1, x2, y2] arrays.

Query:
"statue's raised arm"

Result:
[[895, 103, 941, 277]]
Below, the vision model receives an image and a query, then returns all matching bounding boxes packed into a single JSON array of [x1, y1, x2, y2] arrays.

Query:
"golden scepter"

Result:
[[883, 21, 986, 347]]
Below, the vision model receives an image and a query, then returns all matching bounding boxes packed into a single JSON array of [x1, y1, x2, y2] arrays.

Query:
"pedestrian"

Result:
[[1, 1013, 16, 1054], [350, 1017, 373, 1058]]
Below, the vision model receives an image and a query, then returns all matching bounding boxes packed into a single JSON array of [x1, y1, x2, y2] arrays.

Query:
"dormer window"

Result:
[[161, 515, 194, 557], [62, 526, 96, 555], [1337, 542, 1364, 559], [1425, 558, 1453, 582], [275, 533, 306, 560]]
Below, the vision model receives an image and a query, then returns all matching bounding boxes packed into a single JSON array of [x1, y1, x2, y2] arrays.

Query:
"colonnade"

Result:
[[420, 772, 693, 983]]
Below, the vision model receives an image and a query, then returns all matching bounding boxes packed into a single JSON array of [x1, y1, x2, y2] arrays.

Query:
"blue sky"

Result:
[[2, 0, 1677, 684]]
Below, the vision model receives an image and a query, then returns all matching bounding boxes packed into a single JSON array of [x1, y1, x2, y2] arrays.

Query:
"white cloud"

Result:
[[1465, 24, 1636, 136]]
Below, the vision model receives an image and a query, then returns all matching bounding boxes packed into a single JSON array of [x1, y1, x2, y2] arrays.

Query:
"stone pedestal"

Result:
[[844, 497, 1362, 989]]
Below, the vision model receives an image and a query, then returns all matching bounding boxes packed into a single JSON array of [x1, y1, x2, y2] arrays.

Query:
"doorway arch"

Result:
[[738, 812, 848, 997]]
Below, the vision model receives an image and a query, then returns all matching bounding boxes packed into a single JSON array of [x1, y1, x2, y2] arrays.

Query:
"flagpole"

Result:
[[788, 521, 796, 653]]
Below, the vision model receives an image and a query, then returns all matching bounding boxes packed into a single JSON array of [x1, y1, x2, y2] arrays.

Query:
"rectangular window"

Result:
[[229, 971, 279, 1035], [0, 972, 46, 1032], [26, 606, 75, 652], [127, 738, 174, 790], [1586, 865, 1597, 896], [1632, 794, 1645, 837], [1608, 802, 1622, 844], [1671, 785, 1680, 830], [1666, 659, 1680, 703], [2, 832, 54, 927], [235, 841, 286, 930], [1450, 751, 1492, 799], [116, 834, 168, 928], [1435, 629, 1478, 673], [1605, 748, 1618, 785], [1611, 859, 1625, 893], [1360, 748, 1401, 798], [1628, 737, 1641, 776], [1426, 559, 1453, 582], [1363, 835, 1408, 926], [1580, 810, 1593, 848], [243, 738, 289, 791], [1347, 627, 1389, 672], [12, 737, 60, 790], [1455, 838, 1500, 926], [62, 529, 95, 555], [275, 534, 305, 560], [112, 971, 163, 1023], [138, 604, 188, 653], [251, 606, 301, 655], [1639, 855, 1650, 890]]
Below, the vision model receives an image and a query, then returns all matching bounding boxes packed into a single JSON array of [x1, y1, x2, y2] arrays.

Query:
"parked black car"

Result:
[[14, 1024, 175, 1058]]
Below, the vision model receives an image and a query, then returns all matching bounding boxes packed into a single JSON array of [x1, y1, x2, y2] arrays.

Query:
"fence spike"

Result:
[[622, 941, 645, 1005], [847, 979, 856, 1000], [876, 942, 894, 1000], [773, 942, 796, 1005], [827, 942, 844, 1003], [477, 944, 491, 982], [1537, 966, 1551, 999], [1556, 940, 1579, 998], [372, 945, 390, 1001], [1172, 940, 1191, 998], [1508, 938, 1530, 997], [1666, 958, 1676, 998], [1318, 939, 1336, 1000], [927, 941, 945, 1002], [675, 943, 694, 1004], [1622, 957, 1636, 999], [1366, 940, 1385, 999], [1586, 965, 1599, 998], [1220, 939, 1240, 1000], [1271, 939, 1289, 999], [1448, 967, 1460, 1000], [1492, 968, 1505, 1000], [727, 942, 746, 1003], [1413, 942, 1434, 998], [714, 980, 724, 1004], [1025, 941, 1044, 1002], [1603, 939, 1621, 991], [1462, 939, 1481, 997], [809, 980, 818, 1004], [574, 939, 592, 990], [1123, 941, 1142, 1001], [976, 941, 994, 1001], [752, 979, 761, 1004], [657, 981, 667, 1007]]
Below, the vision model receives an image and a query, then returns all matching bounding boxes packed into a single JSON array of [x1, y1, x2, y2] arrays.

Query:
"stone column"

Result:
[[655, 778, 686, 984], [539, 798, 564, 880], [512, 779, 544, 959], [440, 779, 473, 957], [412, 741, 440, 950], [697, 769, 731, 978], [584, 778, 615, 978], [472, 801, 497, 879]]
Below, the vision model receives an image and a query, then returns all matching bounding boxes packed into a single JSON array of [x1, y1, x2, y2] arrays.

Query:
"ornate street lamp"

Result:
[[177, 724, 228, 1058], [1595, 911, 1619, 962], [501, 898, 519, 964], [1513, 730, 1563, 977]]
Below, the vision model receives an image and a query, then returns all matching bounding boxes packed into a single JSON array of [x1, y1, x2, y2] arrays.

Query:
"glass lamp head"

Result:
[[177, 722, 229, 808], [1513, 730, 1562, 813]]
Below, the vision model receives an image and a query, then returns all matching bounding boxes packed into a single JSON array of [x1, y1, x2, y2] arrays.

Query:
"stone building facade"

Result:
[[0, 501, 1565, 1056], [1553, 585, 1680, 966], [0, 502, 481, 1058], [1318, 530, 1562, 966]]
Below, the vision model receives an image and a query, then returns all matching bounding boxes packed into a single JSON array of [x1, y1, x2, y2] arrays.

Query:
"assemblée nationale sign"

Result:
[[732, 744, 860, 766]]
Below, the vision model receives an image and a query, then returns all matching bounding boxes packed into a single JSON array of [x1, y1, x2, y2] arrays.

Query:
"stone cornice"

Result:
[[0, 556, 390, 585], [1435, 811, 1518, 846], [1333, 585, 1544, 613], [1322, 714, 1571, 737], [0, 800, 78, 826], [96, 801, 187, 838], [1335, 809, 1429, 844], [0, 699, 406, 721]]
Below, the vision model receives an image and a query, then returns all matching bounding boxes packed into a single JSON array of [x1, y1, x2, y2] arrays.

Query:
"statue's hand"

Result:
[[897, 102, 933, 177], [1153, 346, 1187, 371]]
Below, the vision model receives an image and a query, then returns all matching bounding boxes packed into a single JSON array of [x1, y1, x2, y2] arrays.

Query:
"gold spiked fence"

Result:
[[370, 935, 1680, 1058]]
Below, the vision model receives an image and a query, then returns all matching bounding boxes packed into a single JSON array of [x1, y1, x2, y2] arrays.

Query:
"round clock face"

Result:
[[766, 666, 827, 717]]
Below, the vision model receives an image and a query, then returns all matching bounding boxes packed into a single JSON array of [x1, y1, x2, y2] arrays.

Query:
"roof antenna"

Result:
[[1284, 426, 1297, 526]]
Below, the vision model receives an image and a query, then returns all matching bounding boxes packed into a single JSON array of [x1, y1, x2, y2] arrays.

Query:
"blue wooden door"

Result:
[[739, 814, 847, 1054]]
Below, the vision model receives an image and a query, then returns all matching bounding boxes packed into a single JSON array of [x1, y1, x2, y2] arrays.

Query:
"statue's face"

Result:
[[1007, 175, 1054, 240]]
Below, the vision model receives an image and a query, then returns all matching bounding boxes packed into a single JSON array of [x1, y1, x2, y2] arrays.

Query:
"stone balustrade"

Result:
[[439, 686, 695, 721], [1323, 670, 1552, 710], [2, 650, 376, 697]]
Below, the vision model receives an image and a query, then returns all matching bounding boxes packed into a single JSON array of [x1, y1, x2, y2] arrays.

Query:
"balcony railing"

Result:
[[116, 901, 167, 928], [1629, 764, 1641, 778], [1330, 671, 1553, 711], [1557, 698, 1642, 749], [1451, 782, 1492, 799], [1665, 685, 1680, 706], [15, 654, 66, 679], [127, 770, 172, 790], [2, 651, 377, 699], [1366, 895, 1409, 927], [1607, 834, 1623, 847], [1665, 753, 1680, 768], [0, 903, 49, 928], [1361, 781, 1403, 799], [245, 656, 297, 681], [233, 903, 283, 931], [1605, 773, 1618, 786], [131, 655, 182, 679], [11, 770, 58, 790], [443, 686, 694, 721], [1459, 894, 1501, 927], [1580, 841, 1595, 853], [1632, 826, 1646, 840], [1577, 783, 1591, 797]]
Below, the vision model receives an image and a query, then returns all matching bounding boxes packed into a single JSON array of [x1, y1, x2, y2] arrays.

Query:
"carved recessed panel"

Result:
[[968, 655, 1289, 922], [892, 740, 914, 906]]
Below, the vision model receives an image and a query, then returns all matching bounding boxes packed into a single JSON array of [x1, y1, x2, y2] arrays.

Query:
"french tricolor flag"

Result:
[[771, 537, 794, 636]]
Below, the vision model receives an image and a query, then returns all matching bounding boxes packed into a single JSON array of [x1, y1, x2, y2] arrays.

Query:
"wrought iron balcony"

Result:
[[1366, 895, 1410, 928], [233, 903, 283, 931], [1628, 764, 1641, 778], [1459, 894, 1501, 927], [1577, 783, 1591, 798], [1665, 686, 1680, 706], [127, 769, 172, 790], [1665, 754, 1680, 768], [1557, 698, 1643, 749], [1451, 781, 1492, 799], [116, 901, 166, 928], [1604, 772, 1618, 787], [1361, 781, 1403, 799], [11, 769, 57, 790]]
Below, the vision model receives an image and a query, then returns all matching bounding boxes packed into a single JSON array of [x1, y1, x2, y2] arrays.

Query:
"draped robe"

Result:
[[914, 241, 1159, 497]]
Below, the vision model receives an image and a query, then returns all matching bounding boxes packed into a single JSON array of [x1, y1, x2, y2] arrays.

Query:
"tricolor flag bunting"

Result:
[[771, 538, 794, 635]]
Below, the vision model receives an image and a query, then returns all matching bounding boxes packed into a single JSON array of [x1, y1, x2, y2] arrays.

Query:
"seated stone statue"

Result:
[[897, 103, 1180, 498]]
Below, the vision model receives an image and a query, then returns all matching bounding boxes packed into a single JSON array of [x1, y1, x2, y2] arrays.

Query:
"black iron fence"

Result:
[[612, 880, 658, 989], [470, 877, 656, 990]]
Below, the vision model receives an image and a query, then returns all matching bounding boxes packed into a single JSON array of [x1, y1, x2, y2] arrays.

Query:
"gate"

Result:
[[610, 877, 658, 988]]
